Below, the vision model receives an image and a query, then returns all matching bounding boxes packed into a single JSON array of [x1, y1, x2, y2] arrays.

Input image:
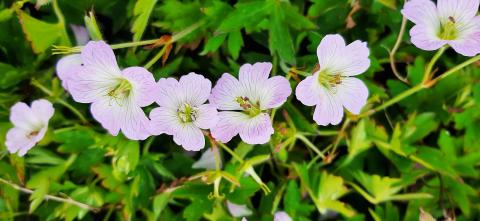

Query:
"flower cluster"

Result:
[[6, 34, 374, 155]]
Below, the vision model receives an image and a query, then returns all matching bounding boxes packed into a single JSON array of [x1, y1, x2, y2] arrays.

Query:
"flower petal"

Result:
[[122, 67, 157, 107], [56, 54, 82, 90], [149, 106, 178, 135], [70, 25, 89, 46], [401, 0, 440, 26], [313, 89, 344, 126], [336, 77, 369, 115], [450, 16, 480, 56], [68, 65, 120, 103], [227, 201, 253, 217], [317, 34, 346, 71], [437, 0, 479, 24], [274, 211, 293, 221], [10, 102, 41, 130], [239, 113, 274, 145], [91, 98, 150, 140], [209, 73, 243, 110], [238, 62, 272, 85], [30, 99, 54, 123], [317, 35, 370, 76], [6, 128, 34, 155], [194, 104, 218, 129], [172, 124, 205, 151], [260, 76, 291, 109], [210, 111, 245, 143], [192, 148, 221, 170], [179, 72, 212, 106], [295, 74, 322, 106], [155, 78, 180, 108], [409, 24, 447, 51], [81, 41, 121, 75]]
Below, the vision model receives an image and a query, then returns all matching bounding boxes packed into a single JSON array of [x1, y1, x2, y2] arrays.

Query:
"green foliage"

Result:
[[1, 0, 480, 221]]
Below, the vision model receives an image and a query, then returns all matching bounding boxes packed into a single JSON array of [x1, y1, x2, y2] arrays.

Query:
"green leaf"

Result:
[[17, 10, 70, 53], [200, 33, 227, 55], [217, 1, 268, 32], [0, 8, 13, 22], [0, 63, 27, 89], [283, 103, 317, 133], [153, 192, 171, 219], [269, 1, 296, 65], [112, 140, 140, 178], [227, 30, 243, 59], [343, 119, 372, 166], [131, 0, 158, 41]]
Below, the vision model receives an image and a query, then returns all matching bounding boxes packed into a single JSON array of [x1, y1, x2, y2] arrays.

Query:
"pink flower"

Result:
[[401, 0, 480, 56], [67, 41, 157, 140], [209, 62, 291, 144], [149, 73, 218, 151], [5, 99, 54, 156], [296, 34, 370, 126]]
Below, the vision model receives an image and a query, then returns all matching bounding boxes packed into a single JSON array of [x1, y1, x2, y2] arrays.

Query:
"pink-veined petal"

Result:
[[155, 78, 181, 108], [70, 25, 89, 46], [336, 77, 369, 115], [449, 16, 480, 56], [437, 0, 479, 24], [149, 106, 178, 136], [409, 24, 447, 51], [56, 54, 82, 90], [239, 113, 274, 145], [260, 76, 291, 109], [317, 35, 370, 76], [401, 0, 440, 26], [81, 41, 121, 75], [5, 127, 47, 156], [238, 62, 271, 85], [295, 74, 322, 106], [178, 72, 212, 106], [122, 67, 157, 107], [313, 89, 344, 126], [68, 65, 119, 103], [119, 102, 151, 140], [209, 73, 243, 110], [172, 124, 205, 151], [10, 102, 42, 130], [194, 104, 218, 129], [210, 111, 245, 143]]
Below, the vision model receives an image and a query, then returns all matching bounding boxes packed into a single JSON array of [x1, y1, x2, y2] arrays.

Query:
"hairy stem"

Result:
[[0, 178, 99, 212], [389, 16, 409, 84]]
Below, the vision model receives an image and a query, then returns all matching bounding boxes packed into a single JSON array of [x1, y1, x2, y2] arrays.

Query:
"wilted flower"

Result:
[[150, 73, 218, 151], [5, 99, 54, 156], [274, 211, 292, 221], [209, 62, 291, 144], [296, 34, 370, 126], [401, 0, 480, 56], [67, 41, 157, 140]]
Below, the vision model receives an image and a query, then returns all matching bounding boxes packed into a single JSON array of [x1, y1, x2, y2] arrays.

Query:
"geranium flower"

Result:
[[401, 0, 480, 56], [149, 73, 218, 151], [5, 99, 54, 156], [209, 62, 291, 144], [67, 41, 157, 140], [296, 34, 370, 126]]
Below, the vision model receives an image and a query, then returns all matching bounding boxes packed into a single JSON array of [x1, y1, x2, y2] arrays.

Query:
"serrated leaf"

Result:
[[227, 30, 243, 59], [17, 10, 70, 53], [131, 0, 157, 41], [200, 33, 227, 55], [269, 1, 296, 65], [217, 1, 268, 33]]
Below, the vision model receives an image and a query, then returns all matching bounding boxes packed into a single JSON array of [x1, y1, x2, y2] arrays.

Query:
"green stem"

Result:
[[217, 142, 243, 163], [423, 46, 447, 83], [144, 45, 168, 69], [295, 134, 325, 159], [435, 54, 480, 81], [110, 39, 158, 50], [52, 0, 65, 26]]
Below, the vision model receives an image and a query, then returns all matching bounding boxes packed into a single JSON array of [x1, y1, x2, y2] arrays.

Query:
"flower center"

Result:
[[236, 96, 261, 117], [108, 79, 132, 100], [177, 103, 198, 123], [438, 16, 458, 40], [27, 130, 39, 139], [317, 72, 343, 92]]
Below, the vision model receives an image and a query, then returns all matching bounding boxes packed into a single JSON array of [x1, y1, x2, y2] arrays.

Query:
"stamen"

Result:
[[438, 17, 457, 40], [236, 97, 261, 117], [107, 79, 132, 104], [317, 72, 343, 93], [178, 103, 198, 123], [27, 130, 39, 139]]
